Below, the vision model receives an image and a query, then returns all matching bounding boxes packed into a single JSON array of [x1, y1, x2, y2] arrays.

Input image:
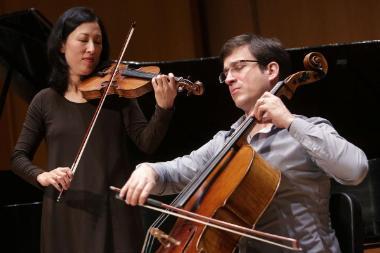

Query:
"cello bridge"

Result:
[[149, 227, 181, 248]]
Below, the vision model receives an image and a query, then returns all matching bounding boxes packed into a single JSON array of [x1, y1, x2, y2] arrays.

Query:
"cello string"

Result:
[[137, 53, 327, 251], [139, 79, 287, 251], [111, 186, 300, 251], [142, 218, 163, 252], [143, 203, 179, 252], [167, 80, 285, 207], [168, 115, 253, 207], [144, 207, 172, 252], [149, 198, 299, 245], [139, 200, 171, 252], [139, 80, 287, 250], [142, 204, 301, 251]]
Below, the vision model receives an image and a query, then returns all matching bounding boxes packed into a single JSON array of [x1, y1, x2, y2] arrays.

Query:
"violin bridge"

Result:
[[149, 227, 181, 248]]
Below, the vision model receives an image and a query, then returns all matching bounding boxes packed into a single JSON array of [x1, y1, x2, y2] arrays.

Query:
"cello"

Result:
[[113, 52, 328, 252]]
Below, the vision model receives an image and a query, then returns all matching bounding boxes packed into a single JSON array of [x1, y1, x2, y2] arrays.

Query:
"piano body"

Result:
[[0, 8, 51, 253], [0, 9, 379, 253]]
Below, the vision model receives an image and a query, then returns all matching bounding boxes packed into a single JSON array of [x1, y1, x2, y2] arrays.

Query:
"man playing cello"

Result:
[[118, 34, 368, 253]]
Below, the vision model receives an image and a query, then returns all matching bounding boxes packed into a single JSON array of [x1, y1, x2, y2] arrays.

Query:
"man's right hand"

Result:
[[119, 163, 158, 206]]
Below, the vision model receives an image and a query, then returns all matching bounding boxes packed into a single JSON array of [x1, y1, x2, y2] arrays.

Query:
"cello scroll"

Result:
[[277, 52, 328, 99]]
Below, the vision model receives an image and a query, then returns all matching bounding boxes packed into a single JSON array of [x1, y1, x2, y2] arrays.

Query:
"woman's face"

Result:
[[61, 21, 103, 81]]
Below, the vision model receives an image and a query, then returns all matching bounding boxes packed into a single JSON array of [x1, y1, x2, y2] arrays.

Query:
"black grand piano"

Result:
[[1, 8, 379, 253], [0, 9, 51, 253]]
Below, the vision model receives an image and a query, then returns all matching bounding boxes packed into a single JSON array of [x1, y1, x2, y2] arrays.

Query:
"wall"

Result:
[[1, 0, 380, 172]]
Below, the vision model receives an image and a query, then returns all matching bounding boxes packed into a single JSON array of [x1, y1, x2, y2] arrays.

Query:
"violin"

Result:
[[79, 63, 204, 100]]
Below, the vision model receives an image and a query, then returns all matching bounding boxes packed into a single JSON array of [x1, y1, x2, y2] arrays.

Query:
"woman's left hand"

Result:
[[152, 73, 177, 109]]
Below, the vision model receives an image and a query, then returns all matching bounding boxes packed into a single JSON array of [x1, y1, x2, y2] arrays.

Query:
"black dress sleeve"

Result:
[[122, 99, 173, 154], [11, 91, 46, 189]]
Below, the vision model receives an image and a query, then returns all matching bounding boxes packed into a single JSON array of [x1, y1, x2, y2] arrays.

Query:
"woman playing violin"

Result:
[[119, 34, 368, 252], [11, 6, 177, 253]]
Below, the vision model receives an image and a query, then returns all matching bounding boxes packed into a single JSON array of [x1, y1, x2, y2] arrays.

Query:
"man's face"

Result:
[[223, 45, 274, 114]]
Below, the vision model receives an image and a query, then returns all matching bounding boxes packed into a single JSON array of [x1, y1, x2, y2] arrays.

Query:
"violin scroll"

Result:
[[176, 77, 204, 96]]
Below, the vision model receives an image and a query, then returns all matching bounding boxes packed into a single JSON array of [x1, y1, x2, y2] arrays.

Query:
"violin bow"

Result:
[[56, 22, 136, 202]]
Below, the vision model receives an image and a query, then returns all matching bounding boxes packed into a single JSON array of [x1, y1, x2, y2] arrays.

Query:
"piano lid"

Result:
[[0, 8, 51, 102]]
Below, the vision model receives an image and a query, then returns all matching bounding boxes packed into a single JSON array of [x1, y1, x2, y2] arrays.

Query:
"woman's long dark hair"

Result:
[[47, 6, 110, 95]]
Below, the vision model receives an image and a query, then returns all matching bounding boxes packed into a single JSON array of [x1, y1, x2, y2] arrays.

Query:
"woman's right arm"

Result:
[[11, 92, 46, 188], [11, 92, 72, 191]]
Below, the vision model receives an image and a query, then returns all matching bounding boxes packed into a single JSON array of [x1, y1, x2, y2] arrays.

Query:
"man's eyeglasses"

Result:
[[218, 60, 260, 83]]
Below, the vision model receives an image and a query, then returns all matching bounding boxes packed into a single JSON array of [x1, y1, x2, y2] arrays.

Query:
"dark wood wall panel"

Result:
[[1, 0, 380, 171]]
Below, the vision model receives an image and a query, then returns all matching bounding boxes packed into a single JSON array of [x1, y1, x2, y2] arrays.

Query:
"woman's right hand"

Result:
[[37, 167, 73, 191]]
